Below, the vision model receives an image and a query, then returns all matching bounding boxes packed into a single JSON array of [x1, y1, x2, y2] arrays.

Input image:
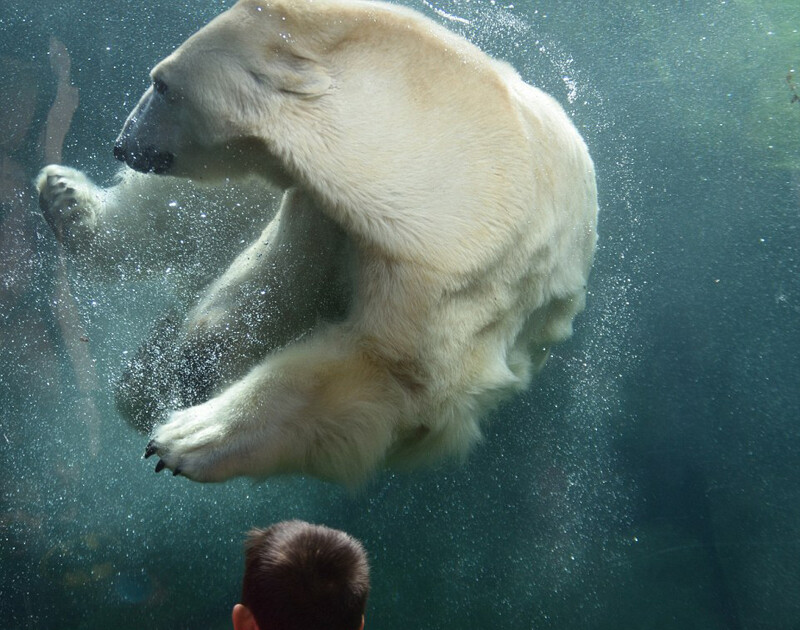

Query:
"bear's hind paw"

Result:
[[144, 400, 244, 482]]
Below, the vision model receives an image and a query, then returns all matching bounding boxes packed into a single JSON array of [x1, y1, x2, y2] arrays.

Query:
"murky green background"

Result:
[[1, 1, 798, 628]]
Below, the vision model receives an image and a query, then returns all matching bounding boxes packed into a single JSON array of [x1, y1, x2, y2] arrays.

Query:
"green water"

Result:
[[1, 1, 798, 628]]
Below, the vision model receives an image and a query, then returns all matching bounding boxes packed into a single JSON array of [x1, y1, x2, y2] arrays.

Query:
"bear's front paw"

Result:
[[144, 398, 243, 482], [36, 165, 101, 241]]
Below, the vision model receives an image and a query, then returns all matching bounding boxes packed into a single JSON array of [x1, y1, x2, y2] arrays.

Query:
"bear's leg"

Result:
[[116, 189, 351, 432], [145, 328, 404, 485], [37, 165, 280, 284], [114, 309, 186, 433], [38, 166, 201, 278], [182, 187, 350, 367]]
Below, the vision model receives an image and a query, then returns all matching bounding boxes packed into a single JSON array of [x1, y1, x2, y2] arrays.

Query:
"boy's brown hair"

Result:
[[242, 520, 370, 630]]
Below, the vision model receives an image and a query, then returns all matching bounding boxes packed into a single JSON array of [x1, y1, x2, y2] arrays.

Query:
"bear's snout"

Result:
[[114, 85, 176, 175], [114, 141, 174, 175]]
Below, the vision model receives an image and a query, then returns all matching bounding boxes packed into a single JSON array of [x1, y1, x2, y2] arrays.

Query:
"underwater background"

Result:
[[1, 0, 798, 628]]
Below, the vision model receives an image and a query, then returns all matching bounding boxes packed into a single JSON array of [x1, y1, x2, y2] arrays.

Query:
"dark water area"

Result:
[[1, 1, 798, 629]]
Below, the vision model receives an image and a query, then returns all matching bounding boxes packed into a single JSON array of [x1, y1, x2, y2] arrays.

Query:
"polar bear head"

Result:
[[113, 0, 512, 181], [114, 0, 337, 182], [114, 0, 533, 265]]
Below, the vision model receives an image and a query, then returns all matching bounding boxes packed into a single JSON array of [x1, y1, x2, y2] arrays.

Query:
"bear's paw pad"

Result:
[[36, 165, 99, 238]]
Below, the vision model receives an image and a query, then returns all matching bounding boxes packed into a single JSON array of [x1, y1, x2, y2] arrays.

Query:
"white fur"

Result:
[[36, 165, 278, 295], [37, 0, 598, 486]]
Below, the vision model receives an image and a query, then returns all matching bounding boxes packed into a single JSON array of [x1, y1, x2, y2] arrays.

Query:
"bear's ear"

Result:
[[272, 55, 331, 96]]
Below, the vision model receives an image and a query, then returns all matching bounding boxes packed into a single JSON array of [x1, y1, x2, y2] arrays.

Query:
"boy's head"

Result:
[[233, 520, 370, 630]]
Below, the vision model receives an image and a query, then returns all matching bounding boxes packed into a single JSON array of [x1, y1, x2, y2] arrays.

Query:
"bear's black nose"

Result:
[[114, 142, 174, 175], [113, 142, 127, 163]]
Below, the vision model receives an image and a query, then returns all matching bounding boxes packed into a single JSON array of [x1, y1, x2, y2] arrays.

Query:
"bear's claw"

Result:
[[146, 440, 183, 476], [144, 441, 157, 459]]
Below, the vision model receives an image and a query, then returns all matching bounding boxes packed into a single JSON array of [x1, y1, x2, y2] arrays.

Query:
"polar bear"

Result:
[[37, 0, 598, 485]]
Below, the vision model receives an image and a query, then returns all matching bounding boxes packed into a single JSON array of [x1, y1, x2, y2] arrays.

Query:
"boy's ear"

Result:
[[232, 603, 260, 630]]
